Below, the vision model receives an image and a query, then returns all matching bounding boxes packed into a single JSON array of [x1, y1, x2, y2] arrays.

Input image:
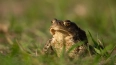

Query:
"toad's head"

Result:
[[50, 18, 80, 36]]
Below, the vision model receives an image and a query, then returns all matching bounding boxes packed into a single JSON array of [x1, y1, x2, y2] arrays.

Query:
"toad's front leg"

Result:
[[42, 39, 54, 54]]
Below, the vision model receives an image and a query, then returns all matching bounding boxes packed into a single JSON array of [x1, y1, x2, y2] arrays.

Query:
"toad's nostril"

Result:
[[51, 18, 57, 24]]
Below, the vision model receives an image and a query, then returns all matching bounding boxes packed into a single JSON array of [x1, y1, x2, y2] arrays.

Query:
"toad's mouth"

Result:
[[50, 28, 70, 35]]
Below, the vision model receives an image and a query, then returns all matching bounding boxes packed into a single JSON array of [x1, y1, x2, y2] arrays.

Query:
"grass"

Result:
[[0, 0, 116, 65]]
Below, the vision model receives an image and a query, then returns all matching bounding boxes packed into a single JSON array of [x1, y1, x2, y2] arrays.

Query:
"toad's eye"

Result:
[[63, 20, 71, 26]]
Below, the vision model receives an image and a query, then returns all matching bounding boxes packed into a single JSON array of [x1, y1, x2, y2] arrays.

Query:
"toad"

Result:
[[43, 18, 88, 58]]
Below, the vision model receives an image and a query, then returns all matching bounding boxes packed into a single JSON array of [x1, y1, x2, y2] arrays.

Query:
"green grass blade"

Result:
[[88, 31, 99, 48]]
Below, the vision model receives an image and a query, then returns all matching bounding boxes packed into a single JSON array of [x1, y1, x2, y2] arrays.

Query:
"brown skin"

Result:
[[43, 18, 88, 58]]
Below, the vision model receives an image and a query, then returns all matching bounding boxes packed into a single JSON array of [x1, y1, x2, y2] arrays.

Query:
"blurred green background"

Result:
[[0, 0, 116, 65]]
